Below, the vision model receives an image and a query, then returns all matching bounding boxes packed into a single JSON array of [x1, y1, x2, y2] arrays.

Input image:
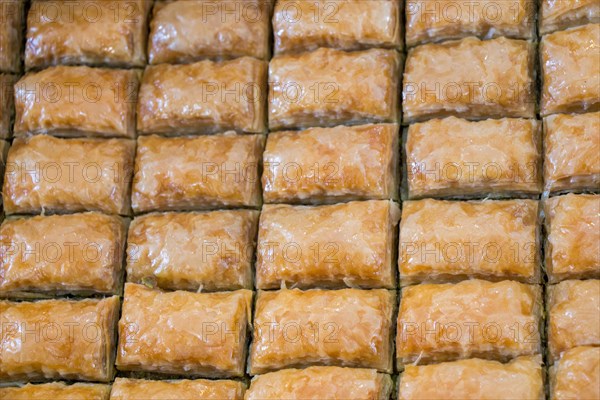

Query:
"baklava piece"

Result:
[[0, 383, 111, 400], [549, 346, 600, 400], [109, 378, 245, 400], [540, 0, 600, 34]]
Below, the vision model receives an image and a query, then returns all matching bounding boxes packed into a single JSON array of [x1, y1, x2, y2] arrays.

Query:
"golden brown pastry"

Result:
[[0, 213, 127, 297], [399, 199, 540, 285], [126, 210, 259, 292], [0, 73, 17, 139], [116, 283, 252, 378], [131, 134, 264, 213], [406, 117, 542, 198], [263, 124, 399, 204], [2, 135, 135, 215], [396, 280, 543, 366], [544, 112, 600, 193], [540, 0, 600, 34], [249, 288, 396, 374], [0, 296, 120, 382], [0, 0, 24, 73], [269, 48, 401, 130], [137, 58, 267, 135], [245, 366, 393, 400], [405, 0, 535, 47], [25, 0, 151, 69], [547, 279, 600, 361], [14, 66, 139, 138], [540, 24, 600, 116], [149, 0, 270, 63], [398, 356, 544, 400], [109, 378, 245, 400], [549, 346, 600, 400], [256, 200, 400, 289], [544, 194, 600, 283], [0, 383, 111, 400], [273, 0, 402, 54], [403, 37, 536, 123]]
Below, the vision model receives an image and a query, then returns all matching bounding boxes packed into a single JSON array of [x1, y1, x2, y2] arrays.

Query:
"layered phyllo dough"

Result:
[[0, 383, 111, 400], [256, 200, 400, 289], [149, 0, 270, 63], [399, 199, 540, 285], [549, 346, 600, 400], [131, 134, 264, 213], [137, 58, 267, 135], [0, 0, 24, 73], [406, 117, 542, 198], [0, 296, 120, 382], [0, 213, 127, 297], [0, 73, 17, 139], [2, 135, 135, 215], [269, 48, 401, 130], [116, 284, 252, 378], [126, 210, 259, 291], [543, 112, 600, 193], [273, 0, 402, 54], [540, 23, 600, 116], [249, 288, 396, 374], [403, 37, 536, 123], [396, 280, 543, 366], [13, 66, 139, 138], [540, 0, 600, 34], [262, 124, 399, 203], [25, 0, 151, 69], [109, 378, 245, 400]]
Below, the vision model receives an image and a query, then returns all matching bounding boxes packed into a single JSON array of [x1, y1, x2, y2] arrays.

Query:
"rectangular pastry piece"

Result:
[[399, 199, 540, 285], [0, 212, 127, 297], [109, 378, 245, 400], [0, 296, 120, 382], [256, 200, 400, 289], [0, 0, 24, 73], [405, 0, 535, 47], [269, 48, 401, 130], [116, 283, 252, 378], [403, 37, 536, 123], [2, 135, 135, 215], [547, 279, 600, 361], [0, 383, 111, 400], [273, 0, 402, 54], [406, 117, 542, 199], [126, 210, 259, 292], [544, 194, 600, 283], [398, 356, 544, 400], [149, 0, 270, 63], [540, 24, 600, 116], [25, 0, 151, 69], [131, 134, 263, 213], [396, 279, 543, 366], [1, 73, 17, 139], [263, 124, 399, 204], [549, 346, 600, 400], [249, 288, 396, 374], [14, 66, 139, 138], [540, 0, 600, 34], [543, 112, 600, 193], [137, 58, 267, 135], [245, 366, 393, 400]]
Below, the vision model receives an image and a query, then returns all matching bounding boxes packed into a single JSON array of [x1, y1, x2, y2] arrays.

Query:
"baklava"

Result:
[[540, 23, 600, 116], [399, 199, 540, 285], [549, 346, 600, 400], [3, 135, 135, 215], [0, 383, 111, 400], [263, 124, 399, 203], [269, 48, 401, 130], [137, 58, 267, 135], [540, 0, 600, 34], [131, 134, 264, 213], [0, 296, 120, 382], [149, 0, 270, 63], [109, 378, 246, 400], [396, 280, 543, 366], [406, 117, 542, 198], [249, 288, 396, 374], [256, 200, 400, 289], [0, 73, 17, 139], [403, 37, 536, 123], [116, 283, 252, 378], [126, 210, 259, 292], [0, 0, 24, 73]]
